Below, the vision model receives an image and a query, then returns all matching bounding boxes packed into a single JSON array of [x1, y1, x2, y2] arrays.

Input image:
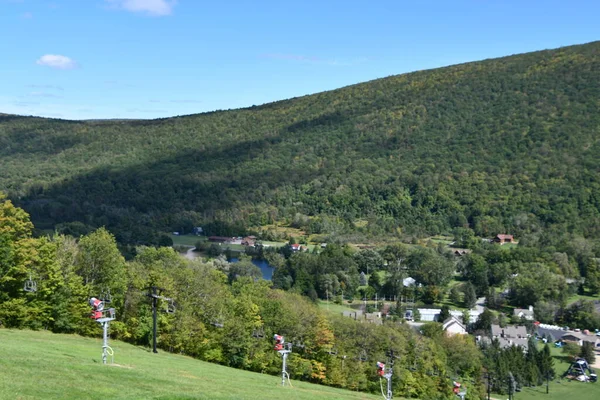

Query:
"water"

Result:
[[228, 258, 274, 280]]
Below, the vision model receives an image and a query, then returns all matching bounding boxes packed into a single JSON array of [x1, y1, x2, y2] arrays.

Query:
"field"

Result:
[[493, 344, 600, 400], [0, 329, 381, 400]]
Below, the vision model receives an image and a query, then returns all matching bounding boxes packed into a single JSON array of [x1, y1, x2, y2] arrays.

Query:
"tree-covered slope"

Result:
[[1, 41, 600, 243]]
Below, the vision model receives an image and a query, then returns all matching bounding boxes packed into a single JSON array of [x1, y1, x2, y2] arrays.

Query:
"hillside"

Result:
[[1, 41, 600, 243], [0, 329, 380, 400]]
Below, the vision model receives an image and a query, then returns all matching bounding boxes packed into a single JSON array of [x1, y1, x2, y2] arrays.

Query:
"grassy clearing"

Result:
[[170, 234, 202, 246], [0, 329, 381, 400], [512, 345, 600, 400], [317, 300, 358, 315]]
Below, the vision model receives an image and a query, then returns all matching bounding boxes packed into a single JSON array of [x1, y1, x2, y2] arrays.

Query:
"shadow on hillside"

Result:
[[17, 126, 331, 235]]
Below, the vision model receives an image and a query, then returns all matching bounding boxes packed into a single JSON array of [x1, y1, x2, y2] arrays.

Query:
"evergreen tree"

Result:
[[538, 344, 555, 380], [580, 341, 596, 364], [439, 305, 451, 322], [463, 282, 477, 309]]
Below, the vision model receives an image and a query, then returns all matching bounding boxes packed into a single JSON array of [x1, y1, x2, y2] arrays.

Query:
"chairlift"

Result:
[[165, 298, 176, 314], [23, 275, 37, 293], [252, 327, 265, 339], [100, 288, 112, 304], [328, 347, 338, 356], [358, 349, 368, 362]]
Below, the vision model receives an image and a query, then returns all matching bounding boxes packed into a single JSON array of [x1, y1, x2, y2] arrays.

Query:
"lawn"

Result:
[[170, 234, 202, 246], [0, 329, 381, 400], [493, 342, 600, 400], [317, 300, 358, 315]]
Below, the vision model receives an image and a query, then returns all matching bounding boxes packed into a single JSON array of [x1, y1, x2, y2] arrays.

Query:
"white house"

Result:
[[513, 306, 535, 321], [443, 316, 467, 335]]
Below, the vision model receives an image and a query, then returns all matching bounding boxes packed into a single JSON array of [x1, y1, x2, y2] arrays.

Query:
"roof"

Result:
[[491, 324, 527, 338], [513, 308, 534, 317], [496, 234, 514, 240], [443, 316, 466, 331]]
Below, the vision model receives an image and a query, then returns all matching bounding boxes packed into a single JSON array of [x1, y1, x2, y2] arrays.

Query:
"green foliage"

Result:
[[579, 341, 596, 364], [2, 42, 600, 245]]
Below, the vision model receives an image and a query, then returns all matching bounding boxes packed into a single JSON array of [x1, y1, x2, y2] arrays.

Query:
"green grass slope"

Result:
[[1, 41, 600, 242], [0, 329, 380, 400]]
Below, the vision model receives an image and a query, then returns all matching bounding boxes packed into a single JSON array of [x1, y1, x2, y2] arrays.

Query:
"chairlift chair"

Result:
[[358, 349, 368, 362], [252, 327, 265, 339], [165, 298, 176, 314], [328, 347, 338, 356], [23, 275, 37, 293], [101, 288, 112, 304]]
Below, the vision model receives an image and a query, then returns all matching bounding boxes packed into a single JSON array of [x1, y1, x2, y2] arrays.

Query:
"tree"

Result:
[[407, 247, 454, 287], [449, 285, 462, 305], [75, 228, 127, 309], [359, 271, 367, 286], [562, 342, 580, 359], [538, 344, 555, 380], [475, 308, 494, 331], [580, 341, 596, 364], [461, 309, 471, 327], [463, 282, 477, 309], [354, 249, 384, 274], [438, 305, 451, 323]]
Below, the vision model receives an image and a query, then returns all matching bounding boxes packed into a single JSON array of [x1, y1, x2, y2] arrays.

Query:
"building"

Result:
[[418, 308, 441, 322], [208, 236, 234, 243], [561, 332, 599, 347], [443, 316, 467, 335], [494, 234, 514, 244], [490, 324, 529, 350], [241, 236, 256, 246], [513, 306, 535, 321]]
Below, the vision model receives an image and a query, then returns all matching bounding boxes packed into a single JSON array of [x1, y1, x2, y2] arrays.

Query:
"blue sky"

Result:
[[1, 0, 599, 120]]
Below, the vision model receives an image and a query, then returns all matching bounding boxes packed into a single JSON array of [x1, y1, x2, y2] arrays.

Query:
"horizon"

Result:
[[1, 0, 599, 120]]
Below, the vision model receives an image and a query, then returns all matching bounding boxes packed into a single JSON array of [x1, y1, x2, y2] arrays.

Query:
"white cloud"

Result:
[[36, 54, 78, 70], [106, 0, 177, 16]]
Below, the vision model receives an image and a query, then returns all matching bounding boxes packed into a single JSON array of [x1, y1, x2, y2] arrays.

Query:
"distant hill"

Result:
[[1, 41, 600, 244]]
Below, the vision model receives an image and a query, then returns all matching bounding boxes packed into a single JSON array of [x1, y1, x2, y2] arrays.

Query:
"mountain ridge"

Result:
[[1, 40, 599, 244]]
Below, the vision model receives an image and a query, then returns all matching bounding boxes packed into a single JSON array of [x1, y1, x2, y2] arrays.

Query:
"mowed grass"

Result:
[[493, 344, 600, 400], [0, 329, 380, 400]]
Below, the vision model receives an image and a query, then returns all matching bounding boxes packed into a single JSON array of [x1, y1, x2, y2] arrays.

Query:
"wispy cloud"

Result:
[[106, 0, 177, 16], [36, 54, 78, 70], [170, 99, 202, 104], [13, 101, 40, 107], [29, 91, 62, 98], [27, 84, 64, 91], [261, 53, 369, 67]]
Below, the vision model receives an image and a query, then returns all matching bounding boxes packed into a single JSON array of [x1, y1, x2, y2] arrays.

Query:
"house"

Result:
[[513, 306, 535, 321], [494, 234, 514, 244], [290, 244, 308, 252], [403, 277, 416, 287], [449, 310, 480, 324], [193, 227, 203, 235], [491, 324, 528, 339], [208, 236, 234, 243], [490, 324, 529, 350], [443, 316, 467, 335], [561, 332, 598, 347], [241, 236, 256, 246]]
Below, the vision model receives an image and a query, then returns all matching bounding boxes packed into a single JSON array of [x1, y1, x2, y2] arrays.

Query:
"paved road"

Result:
[[474, 297, 486, 313], [184, 246, 197, 260]]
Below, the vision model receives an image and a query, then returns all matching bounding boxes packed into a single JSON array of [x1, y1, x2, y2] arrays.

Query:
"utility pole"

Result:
[[146, 286, 175, 354]]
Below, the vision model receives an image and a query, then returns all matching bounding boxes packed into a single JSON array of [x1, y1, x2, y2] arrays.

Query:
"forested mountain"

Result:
[[1, 41, 600, 244]]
